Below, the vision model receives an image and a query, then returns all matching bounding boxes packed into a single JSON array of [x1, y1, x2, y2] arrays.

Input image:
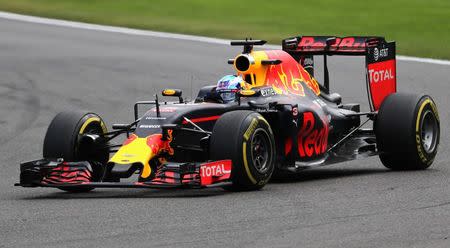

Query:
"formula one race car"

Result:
[[16, 36, 440, 192]]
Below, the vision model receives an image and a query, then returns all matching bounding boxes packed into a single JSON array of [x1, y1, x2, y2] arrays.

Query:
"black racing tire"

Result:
[[210, 111, 275, 191], [43, 111, 109, 192], [375, 93, 440, 170]]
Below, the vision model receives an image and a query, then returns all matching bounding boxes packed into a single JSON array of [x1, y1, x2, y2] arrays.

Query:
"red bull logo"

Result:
[[285, 112, 329, 158], [146, 130, 174, 155]]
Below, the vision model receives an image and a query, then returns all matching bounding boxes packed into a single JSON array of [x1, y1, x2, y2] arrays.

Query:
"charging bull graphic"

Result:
[[264, 50, 320, 96]]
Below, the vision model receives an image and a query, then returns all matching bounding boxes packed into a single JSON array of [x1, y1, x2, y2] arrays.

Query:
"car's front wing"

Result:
[[15, 159, 233, 190]]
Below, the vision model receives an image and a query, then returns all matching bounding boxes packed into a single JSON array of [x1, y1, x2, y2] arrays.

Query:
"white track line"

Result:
[[1, 11, 449, 66]]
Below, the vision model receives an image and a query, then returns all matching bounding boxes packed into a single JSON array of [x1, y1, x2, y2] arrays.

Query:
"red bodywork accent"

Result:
[[123, 134, 137, 146], [200, 160, 232, 186], [151, 169, 180, 185], [41, 163, 92, 185], [182, 115, 221, 125], [367, 59, 396, 110]]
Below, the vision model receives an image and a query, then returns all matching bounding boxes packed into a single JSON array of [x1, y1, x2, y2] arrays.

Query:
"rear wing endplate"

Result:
[[282, 36, 396, 110]]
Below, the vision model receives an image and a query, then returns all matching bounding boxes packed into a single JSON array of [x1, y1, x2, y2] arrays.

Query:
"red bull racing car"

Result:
[[16, 36, 440, 192]]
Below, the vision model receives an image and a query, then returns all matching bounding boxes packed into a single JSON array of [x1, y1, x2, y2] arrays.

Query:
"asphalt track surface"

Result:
[[0, 18, 449, 248]]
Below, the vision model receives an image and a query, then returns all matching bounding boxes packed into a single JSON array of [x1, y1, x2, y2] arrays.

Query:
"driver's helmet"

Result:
[[216, 75, 244, 103]]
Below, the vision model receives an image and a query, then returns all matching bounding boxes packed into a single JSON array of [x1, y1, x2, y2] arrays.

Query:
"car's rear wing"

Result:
[[282, 36, 396, 110]]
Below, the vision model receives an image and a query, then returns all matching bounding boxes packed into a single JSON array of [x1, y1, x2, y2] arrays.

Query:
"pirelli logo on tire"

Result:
[[243, 118, 258, 141]]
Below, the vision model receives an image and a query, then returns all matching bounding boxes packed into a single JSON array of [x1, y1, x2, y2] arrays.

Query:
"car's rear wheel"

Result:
[[375, 93, 440, 170], [210, 111, 275, 191], [43, 111, 109, 192]]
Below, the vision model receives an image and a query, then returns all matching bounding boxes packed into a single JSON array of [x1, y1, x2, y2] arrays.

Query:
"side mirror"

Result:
[[162, 89, 183, 103]]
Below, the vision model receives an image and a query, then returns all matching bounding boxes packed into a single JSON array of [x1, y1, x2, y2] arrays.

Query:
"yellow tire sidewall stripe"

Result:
[[415, 98, 438, 164], [415, 99, 431, 132], [242, 141, 257, 185], [79, 116, 107, 134]]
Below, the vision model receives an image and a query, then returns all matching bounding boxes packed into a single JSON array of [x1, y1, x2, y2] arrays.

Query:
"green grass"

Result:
[[1, 0, 449, 59]]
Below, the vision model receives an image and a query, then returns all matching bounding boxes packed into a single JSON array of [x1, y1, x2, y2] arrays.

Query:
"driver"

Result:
[[216, 75, 249, 103]]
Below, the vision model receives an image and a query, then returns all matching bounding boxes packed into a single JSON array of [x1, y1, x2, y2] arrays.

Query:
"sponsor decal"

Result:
[[368, 68, 394, 83], [139, 124, 161, 129], [374, 47, 379, 61], [244, 118, 258, 141], [151, 107, 177, 113], [162, 89, 177, 96], [302, 57, 314, 66], [298, 112, 329, 157], [285, 112, 329, 157], [297, 37, 367, 51], [122, 154, 135, 158], [292, 106, 299, 117], [415, 134, 427, 163], [300, 56, 314, 76], [145, 116, 166, 120], [367, 59, 396, 110], [200, 160, 232, 186], [374, 47, 389, 61], [254, 108, 277, 113], [260, 87, 276, 97]]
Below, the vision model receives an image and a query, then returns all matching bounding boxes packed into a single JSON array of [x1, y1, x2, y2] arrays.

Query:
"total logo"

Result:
[[368, 68, 394, 83], [373, 47, 389, 61], [200, 163, 231, 177]]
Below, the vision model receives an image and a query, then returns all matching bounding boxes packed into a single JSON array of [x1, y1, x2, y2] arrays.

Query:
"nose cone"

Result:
[[109, 133, 172, 179]]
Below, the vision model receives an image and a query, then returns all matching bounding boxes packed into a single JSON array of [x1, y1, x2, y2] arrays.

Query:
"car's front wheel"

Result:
[[210, 111, 275, 191], [43, 111, 109, 192]]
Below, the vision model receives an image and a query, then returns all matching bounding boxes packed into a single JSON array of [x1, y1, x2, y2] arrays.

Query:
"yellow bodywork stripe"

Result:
[[242, 141, 257, 184]]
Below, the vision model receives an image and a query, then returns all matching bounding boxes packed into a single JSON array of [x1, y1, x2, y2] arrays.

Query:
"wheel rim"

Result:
[[250, 128, 271, 174], [420, 110, 438, 154], [77, 121, 106, 161]]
